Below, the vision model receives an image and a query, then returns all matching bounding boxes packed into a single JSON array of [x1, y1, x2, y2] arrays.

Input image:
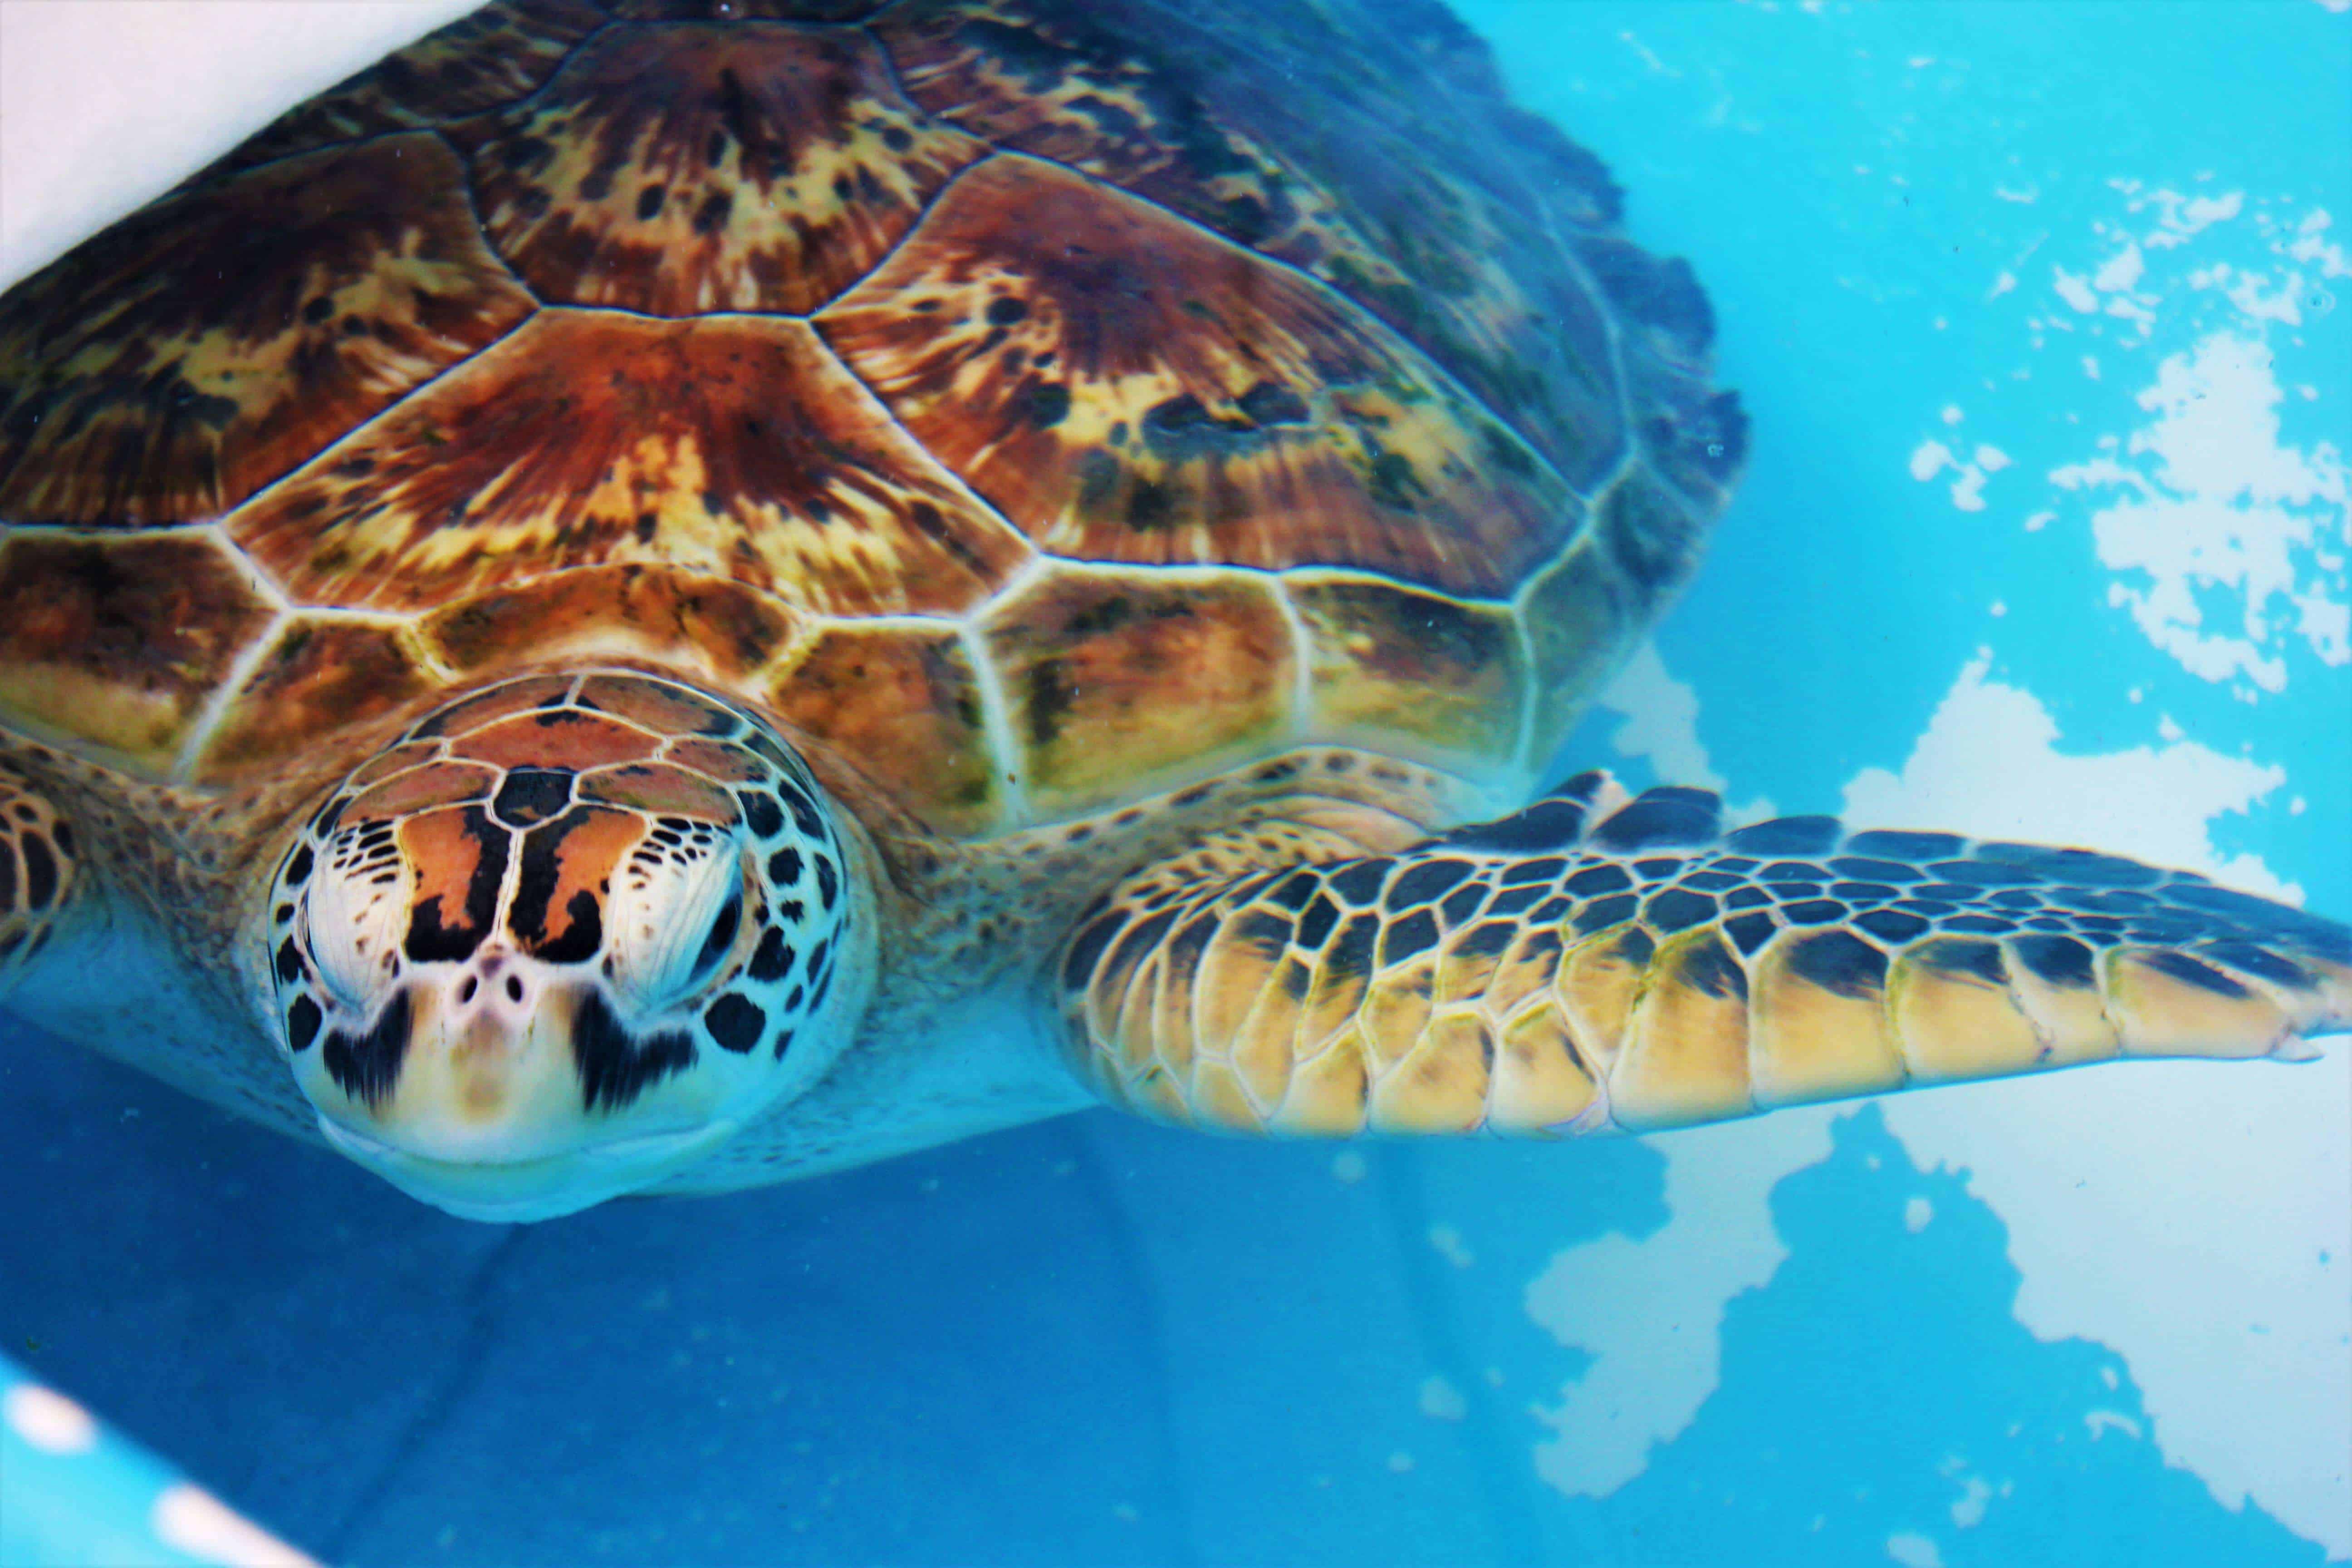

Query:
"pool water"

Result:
[[0, 2, 2345, 1563]]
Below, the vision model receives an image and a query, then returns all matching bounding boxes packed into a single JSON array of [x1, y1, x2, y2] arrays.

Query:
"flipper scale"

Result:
[[0, 772, 76, 992], [1059, 776, 2351, 1137]]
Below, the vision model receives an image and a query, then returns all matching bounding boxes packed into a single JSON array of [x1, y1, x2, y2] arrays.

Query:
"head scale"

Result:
[[265, 671, 864, 1220]]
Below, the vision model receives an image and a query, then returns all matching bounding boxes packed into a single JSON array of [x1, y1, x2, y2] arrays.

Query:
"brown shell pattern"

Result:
[[0, 0, 1744, 839]]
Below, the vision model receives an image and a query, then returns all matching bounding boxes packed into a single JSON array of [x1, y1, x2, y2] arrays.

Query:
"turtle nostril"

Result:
[[505, 975, 525, 1004], [458, 975, 479, 1005]]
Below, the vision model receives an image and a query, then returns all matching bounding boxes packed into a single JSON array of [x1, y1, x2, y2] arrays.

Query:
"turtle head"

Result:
[[263, 673, 870, 1221]]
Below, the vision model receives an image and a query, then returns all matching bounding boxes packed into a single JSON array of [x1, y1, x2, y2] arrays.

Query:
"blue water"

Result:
[[3, 3, 2347, 1564]]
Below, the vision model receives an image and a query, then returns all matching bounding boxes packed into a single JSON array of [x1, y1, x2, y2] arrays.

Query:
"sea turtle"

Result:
[[0, 0, 2342, 1224]]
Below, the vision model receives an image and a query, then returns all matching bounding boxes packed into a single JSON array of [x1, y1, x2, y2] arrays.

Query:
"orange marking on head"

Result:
[[664, 738, 770, 786], [578, 763, 739, 825], [457, 710, 665, 772], [347, 740, 446, 789], [396, 805, 508, 960], [510, 806, 647, 964], [414, 676, 575, 740], [348, 761, 499, 822], [576, 673, 740, 739]]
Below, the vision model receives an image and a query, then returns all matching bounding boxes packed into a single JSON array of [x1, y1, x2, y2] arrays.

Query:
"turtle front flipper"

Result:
[[1056, 773, 2349, 1136], [0, 771, 76, 994]]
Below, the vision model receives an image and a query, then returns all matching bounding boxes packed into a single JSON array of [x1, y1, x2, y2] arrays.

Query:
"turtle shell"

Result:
[[0, 0, 1743, 840]]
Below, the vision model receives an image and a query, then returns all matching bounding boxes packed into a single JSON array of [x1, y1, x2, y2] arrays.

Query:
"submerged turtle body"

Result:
[[0, 0, 2342, 1222]]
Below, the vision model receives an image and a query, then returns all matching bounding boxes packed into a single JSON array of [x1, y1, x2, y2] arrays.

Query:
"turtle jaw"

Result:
[[315, 1112, 741, 1223], [290, 966, 772, 1220]]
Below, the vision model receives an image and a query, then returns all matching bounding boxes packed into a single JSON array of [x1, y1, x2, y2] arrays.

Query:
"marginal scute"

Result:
[[0, 534, 275, 776], [1289, 575, 1523, 774], [195, 621, 439, 783], [446, 22, 990, 315], [1589, 785, 1722, 850], [982, 566, 1294, 820], [1597, 463, 1712, 620], [1515, 524, 1645, 766], [423, 564, 797, 684], [761, 622, 1001, 837], [226, 310, 1033, 617], [0, 135, 535, 529], [817, 155, 1581, 599]]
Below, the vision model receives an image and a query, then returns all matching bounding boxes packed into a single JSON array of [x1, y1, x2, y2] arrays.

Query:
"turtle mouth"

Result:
[[315, 1115, 739, 1222]]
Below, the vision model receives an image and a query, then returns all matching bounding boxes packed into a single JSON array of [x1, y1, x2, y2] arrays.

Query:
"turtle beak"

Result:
[[303, 956, 736, 1221]]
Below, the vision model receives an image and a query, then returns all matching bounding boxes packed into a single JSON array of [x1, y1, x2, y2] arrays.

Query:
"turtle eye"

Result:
[[687, 892, 744, 988], [305, 824, 409, 1009], [604, 821, 744, 1010]]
